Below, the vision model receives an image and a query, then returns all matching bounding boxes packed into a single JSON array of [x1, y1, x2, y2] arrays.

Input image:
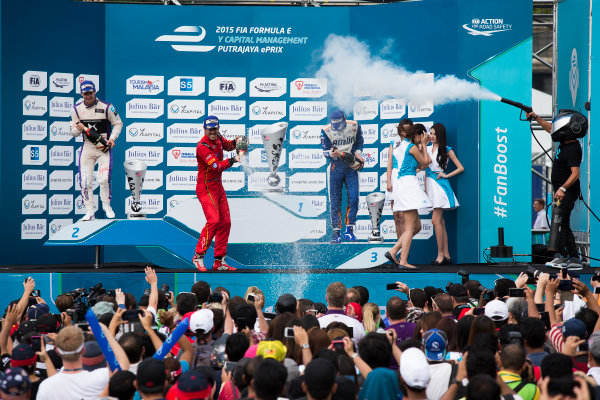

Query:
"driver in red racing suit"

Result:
[[192, 116, 240, 272]]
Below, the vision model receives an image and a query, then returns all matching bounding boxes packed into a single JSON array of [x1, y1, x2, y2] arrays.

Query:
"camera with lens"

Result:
[[160, 284, 171, 299], [86, 283, 107, 306], [457, 269, 469, 284], [481, 288, 495, 302]]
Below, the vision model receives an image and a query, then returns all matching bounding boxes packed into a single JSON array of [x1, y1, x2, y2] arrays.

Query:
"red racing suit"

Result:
[[195, 134, 237, 258]]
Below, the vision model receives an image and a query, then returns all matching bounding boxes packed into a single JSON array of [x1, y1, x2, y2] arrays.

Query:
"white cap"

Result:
[[189, 309, 214, 333], [484, 299, 509, 321], [400, 348, 430, 389]]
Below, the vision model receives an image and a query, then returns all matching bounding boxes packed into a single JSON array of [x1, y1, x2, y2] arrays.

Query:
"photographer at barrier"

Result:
[[527, 110, 588, 270]]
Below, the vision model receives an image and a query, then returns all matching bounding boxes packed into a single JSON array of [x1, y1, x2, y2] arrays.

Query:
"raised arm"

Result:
[[100, 323, 130, 371], [0, 305, 20, 355], [343, 336, 372, 378], [140, 310, 163, 353], [526, 111, 552, 133], [16, 278, 35, 319], [145, 266, 159, 312], [253, 293, 268, 334], [410, 143, 431, 166], [544, 277, 560, 326]]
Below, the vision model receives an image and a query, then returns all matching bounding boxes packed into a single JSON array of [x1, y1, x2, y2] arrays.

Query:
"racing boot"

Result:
[[80, 206, 95, 222], [330, 229, 342, 244], [192, 253, 207, 272], [103, 204, 115, 219], [343, 225, 358, 242], [213, 257, 237, 271]]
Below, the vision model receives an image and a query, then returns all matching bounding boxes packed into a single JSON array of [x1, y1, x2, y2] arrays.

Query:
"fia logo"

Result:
[[30, 75, 41, 87], [219, 81, 236, 93]]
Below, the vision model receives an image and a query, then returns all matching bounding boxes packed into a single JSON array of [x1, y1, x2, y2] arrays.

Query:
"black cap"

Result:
[[136, 358, 166, 394], [16, 321, 39, 341], [36, 314, 59, 333], [275, 294, 297, 314], [447, 284, 468, 298]]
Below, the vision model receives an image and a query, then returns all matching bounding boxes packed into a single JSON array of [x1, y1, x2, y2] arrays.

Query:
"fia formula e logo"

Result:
[[155, 26, 216, 52]]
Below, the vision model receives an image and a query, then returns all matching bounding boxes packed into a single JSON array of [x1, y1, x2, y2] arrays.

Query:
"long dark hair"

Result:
[[432, 123, 448, 170]]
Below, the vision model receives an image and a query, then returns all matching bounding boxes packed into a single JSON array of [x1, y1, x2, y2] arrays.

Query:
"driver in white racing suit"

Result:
[[70, 80, 122, 221]]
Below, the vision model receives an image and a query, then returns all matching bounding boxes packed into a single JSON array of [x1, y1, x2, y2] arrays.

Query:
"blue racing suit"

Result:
[[321, 120, 364, 230]]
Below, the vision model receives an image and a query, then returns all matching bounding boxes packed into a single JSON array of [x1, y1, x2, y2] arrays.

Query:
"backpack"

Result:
[[191, 341, 215, 368]]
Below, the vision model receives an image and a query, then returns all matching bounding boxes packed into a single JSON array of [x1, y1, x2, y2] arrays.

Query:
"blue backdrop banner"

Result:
[[1, 0, 532, 268]]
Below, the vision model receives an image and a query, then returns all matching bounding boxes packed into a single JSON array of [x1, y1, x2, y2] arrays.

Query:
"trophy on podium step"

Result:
[[124, 160, 147, 220], [366, 192, 386, 242], [260, 122, 288, 190]]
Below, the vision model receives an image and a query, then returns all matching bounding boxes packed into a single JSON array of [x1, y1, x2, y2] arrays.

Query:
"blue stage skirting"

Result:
[[3, 270, 591, 314]]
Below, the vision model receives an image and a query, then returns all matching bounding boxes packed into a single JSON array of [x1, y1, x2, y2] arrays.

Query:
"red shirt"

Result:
[[196, 134, 236, 185]]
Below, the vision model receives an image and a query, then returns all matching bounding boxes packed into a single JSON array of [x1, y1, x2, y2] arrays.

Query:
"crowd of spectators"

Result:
[[2, 266, 600, 400]]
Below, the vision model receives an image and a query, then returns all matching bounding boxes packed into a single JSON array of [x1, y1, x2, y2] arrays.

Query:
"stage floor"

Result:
[[2, 262, 595, 274]]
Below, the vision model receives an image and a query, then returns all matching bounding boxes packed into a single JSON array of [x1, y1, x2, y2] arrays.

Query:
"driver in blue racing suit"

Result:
[[321, 110, 364, 243]]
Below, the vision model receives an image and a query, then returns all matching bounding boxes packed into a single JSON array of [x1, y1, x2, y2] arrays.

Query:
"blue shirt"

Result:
[[398, 143, 418, 177]]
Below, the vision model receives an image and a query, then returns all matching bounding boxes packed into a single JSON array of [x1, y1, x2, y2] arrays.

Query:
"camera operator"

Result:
[[527, 110, 588, 269]]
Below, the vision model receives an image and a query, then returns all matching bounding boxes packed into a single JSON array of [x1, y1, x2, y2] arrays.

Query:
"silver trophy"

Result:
[[366, 192, 386, 242], [124, 160, 147, 219], [260, 122, 287, 188]]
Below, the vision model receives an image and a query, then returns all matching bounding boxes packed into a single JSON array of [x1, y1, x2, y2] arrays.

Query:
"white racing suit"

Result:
[[69, 99, 123, 212]]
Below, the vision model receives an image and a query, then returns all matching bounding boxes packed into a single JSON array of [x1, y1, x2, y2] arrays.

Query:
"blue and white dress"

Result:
[[386, 137, 406, 203], [391, 142, 432, 212], [426, 144, 459, 210]]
